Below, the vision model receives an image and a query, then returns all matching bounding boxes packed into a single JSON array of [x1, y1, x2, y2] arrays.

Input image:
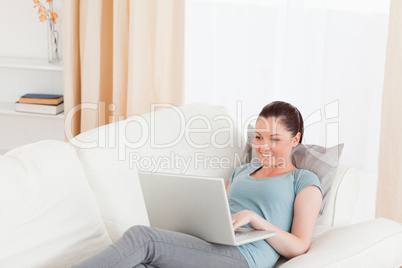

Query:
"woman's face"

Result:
[[254, 117, 300, 169]]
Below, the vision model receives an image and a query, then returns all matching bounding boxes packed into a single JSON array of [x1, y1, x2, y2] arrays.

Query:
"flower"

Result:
[[33, 0, 58, 24], [39, 14, 47, 22], [51, 12, 58, 24]]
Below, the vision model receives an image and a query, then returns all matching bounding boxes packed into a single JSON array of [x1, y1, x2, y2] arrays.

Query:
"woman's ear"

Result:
[[292, 132, 301, 147]]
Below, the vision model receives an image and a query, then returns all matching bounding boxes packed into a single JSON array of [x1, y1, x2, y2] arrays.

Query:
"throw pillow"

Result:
[[290, 143, 344, 214]]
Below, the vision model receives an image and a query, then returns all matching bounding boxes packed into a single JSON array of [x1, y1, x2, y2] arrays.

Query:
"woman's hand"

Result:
[[231, 210, 259, 230]]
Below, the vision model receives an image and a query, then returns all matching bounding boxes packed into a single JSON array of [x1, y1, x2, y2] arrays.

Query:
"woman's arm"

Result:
[[231, 185, 322, 259]]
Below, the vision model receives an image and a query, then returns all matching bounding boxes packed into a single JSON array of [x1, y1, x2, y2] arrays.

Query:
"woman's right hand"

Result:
[[231, 210, 262, 230]]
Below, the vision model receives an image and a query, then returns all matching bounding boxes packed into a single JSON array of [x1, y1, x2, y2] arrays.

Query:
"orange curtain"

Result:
[[62, 0, 185, 139], [376, 0, 402, 223]]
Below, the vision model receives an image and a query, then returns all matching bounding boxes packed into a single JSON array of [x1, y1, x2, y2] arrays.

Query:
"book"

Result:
[[15, 102, 64, 115], [19, 93, 64, 105]]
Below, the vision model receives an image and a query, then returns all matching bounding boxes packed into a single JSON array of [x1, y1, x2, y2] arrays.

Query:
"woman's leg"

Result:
[[69, 225, 249, 268]]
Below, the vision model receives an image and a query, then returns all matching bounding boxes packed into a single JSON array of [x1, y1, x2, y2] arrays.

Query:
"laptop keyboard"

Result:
[[235, 231, 248, 237]]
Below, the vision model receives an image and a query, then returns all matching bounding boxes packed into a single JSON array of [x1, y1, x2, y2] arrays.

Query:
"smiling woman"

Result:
[[227, 101, 322, 267]]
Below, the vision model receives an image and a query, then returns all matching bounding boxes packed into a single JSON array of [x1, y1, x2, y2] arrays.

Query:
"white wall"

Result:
[[0, 0, 63, 59], [0, 0, 63, 103]]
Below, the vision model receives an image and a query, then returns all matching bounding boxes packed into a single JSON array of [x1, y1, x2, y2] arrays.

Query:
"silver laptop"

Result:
[[138, 171, 276, 246]]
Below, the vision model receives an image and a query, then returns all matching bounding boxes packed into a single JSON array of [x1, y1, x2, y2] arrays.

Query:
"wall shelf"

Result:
[[0, 57, 63, 71], [0, 102, 64, 119]]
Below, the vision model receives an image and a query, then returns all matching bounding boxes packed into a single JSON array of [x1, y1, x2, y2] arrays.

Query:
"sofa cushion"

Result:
[[242, 124, 343, 214], [274, 218, 402, 268], [0, 140, 112, 268], [70, 103, 245, 241], [76, 147, 150, 242]]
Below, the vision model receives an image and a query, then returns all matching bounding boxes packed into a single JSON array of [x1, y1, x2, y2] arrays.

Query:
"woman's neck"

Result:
[[259, 159, 296, 175]]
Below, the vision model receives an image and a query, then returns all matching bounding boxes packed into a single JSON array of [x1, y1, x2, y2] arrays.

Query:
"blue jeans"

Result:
[[69, 225, 249, 268]]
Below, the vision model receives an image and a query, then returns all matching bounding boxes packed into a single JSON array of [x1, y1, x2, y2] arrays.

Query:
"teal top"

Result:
[[228, 163, 322, 268]]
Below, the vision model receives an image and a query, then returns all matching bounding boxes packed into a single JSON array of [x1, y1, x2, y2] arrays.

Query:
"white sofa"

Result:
[[1, 103, 401, 268]]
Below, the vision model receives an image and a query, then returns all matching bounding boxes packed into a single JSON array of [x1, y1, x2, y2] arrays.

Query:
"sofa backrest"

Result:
[[317, 165, 359, 227], [70, 103, 246, 241]]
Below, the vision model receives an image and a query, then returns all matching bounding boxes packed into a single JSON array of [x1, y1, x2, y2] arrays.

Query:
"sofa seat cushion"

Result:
[[274, 218, 402, 267], [0, 140, 112, 268]]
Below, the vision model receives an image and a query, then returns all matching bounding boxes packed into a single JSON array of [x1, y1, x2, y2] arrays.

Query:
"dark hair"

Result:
[[258, 101, 304, 143]]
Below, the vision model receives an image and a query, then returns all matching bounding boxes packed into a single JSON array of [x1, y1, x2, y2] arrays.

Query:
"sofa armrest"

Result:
[[317, 165, 359, 227], [275, 218, 402, 268]]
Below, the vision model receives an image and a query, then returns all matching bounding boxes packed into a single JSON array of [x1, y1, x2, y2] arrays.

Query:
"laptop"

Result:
[[138, 171, 276, 246]]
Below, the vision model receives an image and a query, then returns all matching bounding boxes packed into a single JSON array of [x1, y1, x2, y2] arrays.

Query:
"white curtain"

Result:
[[184, 0, 390, 223]]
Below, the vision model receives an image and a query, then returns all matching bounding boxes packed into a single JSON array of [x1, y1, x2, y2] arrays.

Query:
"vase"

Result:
[[47, 20, 61, 64]]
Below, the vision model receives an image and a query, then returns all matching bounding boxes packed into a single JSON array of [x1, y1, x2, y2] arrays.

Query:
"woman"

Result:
[[70, 101, 322, 268]]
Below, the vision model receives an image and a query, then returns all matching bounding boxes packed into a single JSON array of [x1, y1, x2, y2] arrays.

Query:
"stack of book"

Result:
[[15, 94, 64, 115]]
